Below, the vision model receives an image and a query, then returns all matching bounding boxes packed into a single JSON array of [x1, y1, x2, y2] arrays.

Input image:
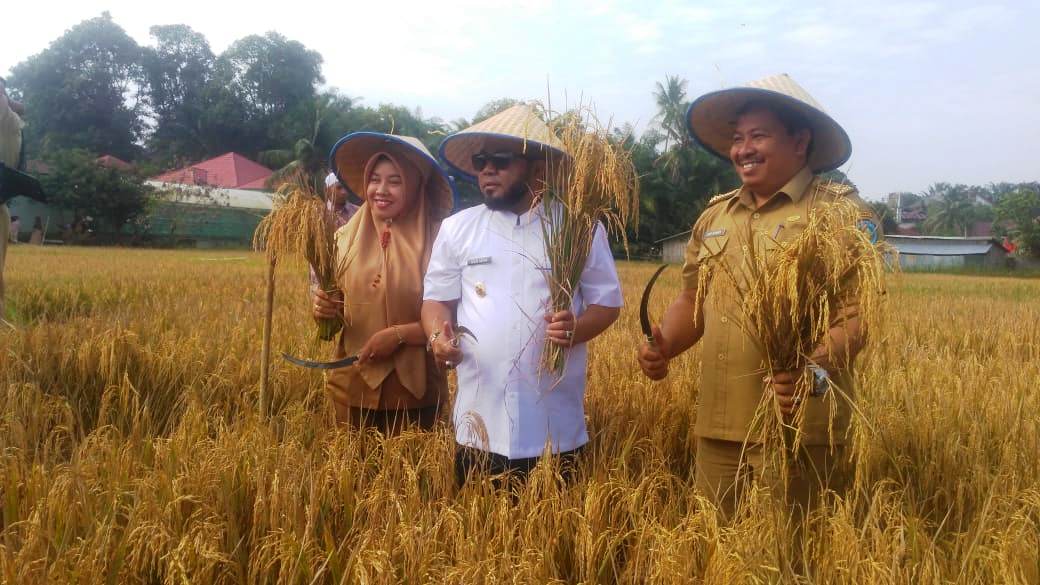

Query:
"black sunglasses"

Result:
[[471, 151, 527, 172]]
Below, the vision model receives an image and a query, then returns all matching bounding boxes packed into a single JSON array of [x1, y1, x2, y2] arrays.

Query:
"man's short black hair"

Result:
[[735, 99, 815, 158]]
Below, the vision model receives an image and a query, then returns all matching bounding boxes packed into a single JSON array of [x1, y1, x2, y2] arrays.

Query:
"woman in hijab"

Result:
[[312, 133, 454, 434]]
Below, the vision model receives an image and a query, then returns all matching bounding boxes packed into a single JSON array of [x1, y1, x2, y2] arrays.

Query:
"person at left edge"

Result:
[[421, 104, 623, 486], [0, 75, 27, 319], [312, 133, 455, 434]]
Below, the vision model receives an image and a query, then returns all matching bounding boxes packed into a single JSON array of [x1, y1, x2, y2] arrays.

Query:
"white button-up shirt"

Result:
[[423, 203, 623, 459]]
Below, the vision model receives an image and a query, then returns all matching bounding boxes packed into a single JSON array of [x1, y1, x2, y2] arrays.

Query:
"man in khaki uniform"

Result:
[[637, 74, 878, 519]]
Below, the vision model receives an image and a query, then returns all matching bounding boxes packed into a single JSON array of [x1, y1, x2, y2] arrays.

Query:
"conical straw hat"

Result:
[[329, 132, 455, 215], [439, 104, 568, 181], [686, 73, 851, 173]]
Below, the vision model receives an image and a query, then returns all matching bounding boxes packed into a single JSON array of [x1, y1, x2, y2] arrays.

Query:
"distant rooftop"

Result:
[[96, 155, 133, 171], [887, 235, 999, 256]]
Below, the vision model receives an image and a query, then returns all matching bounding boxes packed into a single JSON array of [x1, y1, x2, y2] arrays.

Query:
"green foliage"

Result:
[[821, 169, 857, 189], [38, 149, 153, 235], [471, 98, 522, 124], [7, 12, 147, 160], [629, 76, 739, 255], [868, 201, 898, 234], [8, 13, 1035, 257], [652, 75, 690, 150], [923, 183, 984, 237], [994, 187, 1040, 257], [143, 24, 216, 163]]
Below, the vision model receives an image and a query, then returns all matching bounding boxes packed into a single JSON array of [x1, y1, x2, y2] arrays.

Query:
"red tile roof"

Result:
[[96, 155, 133, 171], [151, 152, 273, 190]]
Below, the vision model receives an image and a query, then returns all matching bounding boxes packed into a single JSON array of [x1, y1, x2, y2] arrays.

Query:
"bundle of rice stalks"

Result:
[[539, 104, 639, 373], [253, 176, 341, 340], [697, 190, 892, 478]]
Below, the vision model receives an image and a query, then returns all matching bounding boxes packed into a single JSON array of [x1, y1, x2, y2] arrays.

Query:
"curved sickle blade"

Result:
[[454, 325, 478, 343], [281, 352, 359, 370], [639, 264, 669, 344]]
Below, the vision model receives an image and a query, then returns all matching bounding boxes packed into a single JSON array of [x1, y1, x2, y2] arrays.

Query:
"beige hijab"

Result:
[[334, 151, 440, 399]]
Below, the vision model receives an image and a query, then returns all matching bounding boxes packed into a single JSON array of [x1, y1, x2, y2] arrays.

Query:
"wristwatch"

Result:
[[808, 364, 830, 397]]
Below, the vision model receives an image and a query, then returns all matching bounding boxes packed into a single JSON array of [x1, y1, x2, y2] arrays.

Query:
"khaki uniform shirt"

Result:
[[681, 167, 876, 446]]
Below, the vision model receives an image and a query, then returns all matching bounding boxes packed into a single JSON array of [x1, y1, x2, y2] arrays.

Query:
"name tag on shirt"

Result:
[[704, 229, 727, 238], [467, 256, 492, 266]]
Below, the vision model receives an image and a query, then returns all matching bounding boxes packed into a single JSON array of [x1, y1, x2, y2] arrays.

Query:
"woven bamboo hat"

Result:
[[686, 73, 851, 173], [439, 104, 568, 182], [329, 132, 455, 214]]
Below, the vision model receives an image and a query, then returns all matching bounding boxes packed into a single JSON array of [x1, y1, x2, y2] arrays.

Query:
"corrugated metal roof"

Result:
[[656, 229, 691, 244], [887, 236, 996, 256]]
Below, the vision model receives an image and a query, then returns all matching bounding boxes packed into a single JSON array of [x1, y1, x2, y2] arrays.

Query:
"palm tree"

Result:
[[924, 183, 976, 236], [258, 95, 332, 191], [652, 75, 690, 151]]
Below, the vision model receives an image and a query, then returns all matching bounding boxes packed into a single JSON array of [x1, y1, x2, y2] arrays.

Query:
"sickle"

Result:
[[450, 325, 478, 345], [639, 264, 669, 345], [281, 352, 359, 370], [281, 325, 478, 370]]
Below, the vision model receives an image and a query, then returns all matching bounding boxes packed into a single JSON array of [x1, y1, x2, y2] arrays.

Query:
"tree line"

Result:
[[5, 13, 1039, 256]]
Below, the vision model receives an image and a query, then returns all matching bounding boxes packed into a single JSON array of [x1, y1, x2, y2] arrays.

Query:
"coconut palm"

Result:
[[652, 75, 690, 151], [258, 95, 332, 191], [924, 183, 976, 236]]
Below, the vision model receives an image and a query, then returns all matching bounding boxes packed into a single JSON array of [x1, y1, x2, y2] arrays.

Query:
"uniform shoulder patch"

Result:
[[706, 188, 739, 208]]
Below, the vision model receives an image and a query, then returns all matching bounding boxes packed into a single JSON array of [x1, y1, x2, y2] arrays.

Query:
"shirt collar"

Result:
[[488, 200, 547, 227], [735, 166, 815, 209]]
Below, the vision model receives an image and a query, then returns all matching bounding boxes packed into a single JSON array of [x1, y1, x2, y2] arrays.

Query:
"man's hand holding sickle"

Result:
[[640, 264, 669, 345], [637, 264, 672, 381]]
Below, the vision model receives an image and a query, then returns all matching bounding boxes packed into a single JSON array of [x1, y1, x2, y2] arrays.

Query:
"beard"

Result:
[[483, 180, 529, 211]]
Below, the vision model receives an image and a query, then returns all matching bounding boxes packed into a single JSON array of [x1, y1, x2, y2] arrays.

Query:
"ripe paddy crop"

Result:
[[1, 245, 1038, 583]]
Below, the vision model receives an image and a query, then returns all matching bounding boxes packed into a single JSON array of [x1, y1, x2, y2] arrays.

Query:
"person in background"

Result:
[[310, 172, 362, 293], [29, 216, 43, 245]]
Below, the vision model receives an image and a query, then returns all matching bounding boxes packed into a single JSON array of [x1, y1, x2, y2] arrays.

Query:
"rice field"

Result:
[[1, 245, 1038, 584]]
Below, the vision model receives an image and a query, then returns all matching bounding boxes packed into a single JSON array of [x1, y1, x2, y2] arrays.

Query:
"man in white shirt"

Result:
[[422, 104, 623, 485]]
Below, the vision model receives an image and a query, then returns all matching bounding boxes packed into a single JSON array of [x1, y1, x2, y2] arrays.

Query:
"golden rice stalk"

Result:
[[698, 189, 893, 481], [253, 175, 341, 340], [538, 103, 640, 374]]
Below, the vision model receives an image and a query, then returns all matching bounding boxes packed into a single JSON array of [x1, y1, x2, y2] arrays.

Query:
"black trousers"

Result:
[[454, 445, 584, 489]]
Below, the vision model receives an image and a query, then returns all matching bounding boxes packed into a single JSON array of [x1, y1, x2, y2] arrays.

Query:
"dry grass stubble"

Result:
[[1, 245, 1038, 583]]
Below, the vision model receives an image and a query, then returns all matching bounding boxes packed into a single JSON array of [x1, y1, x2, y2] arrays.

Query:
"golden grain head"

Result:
[[1, 241, 1037, 583]]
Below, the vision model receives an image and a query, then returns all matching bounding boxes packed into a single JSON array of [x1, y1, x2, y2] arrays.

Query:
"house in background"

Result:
[[96, 155, 133, 171], [886, 235, 1008, 269], [656, 230, 691, 264], [656, 230, 1011, 271], [144, 152, 275, 248]]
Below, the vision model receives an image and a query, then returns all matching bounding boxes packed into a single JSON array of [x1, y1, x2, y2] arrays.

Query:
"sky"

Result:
[[3, 0, 1038, 200]]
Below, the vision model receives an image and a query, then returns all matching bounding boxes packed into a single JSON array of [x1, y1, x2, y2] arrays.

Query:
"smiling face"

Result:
[[366, 157, 410, 221], [729, 106, 811, 199]]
